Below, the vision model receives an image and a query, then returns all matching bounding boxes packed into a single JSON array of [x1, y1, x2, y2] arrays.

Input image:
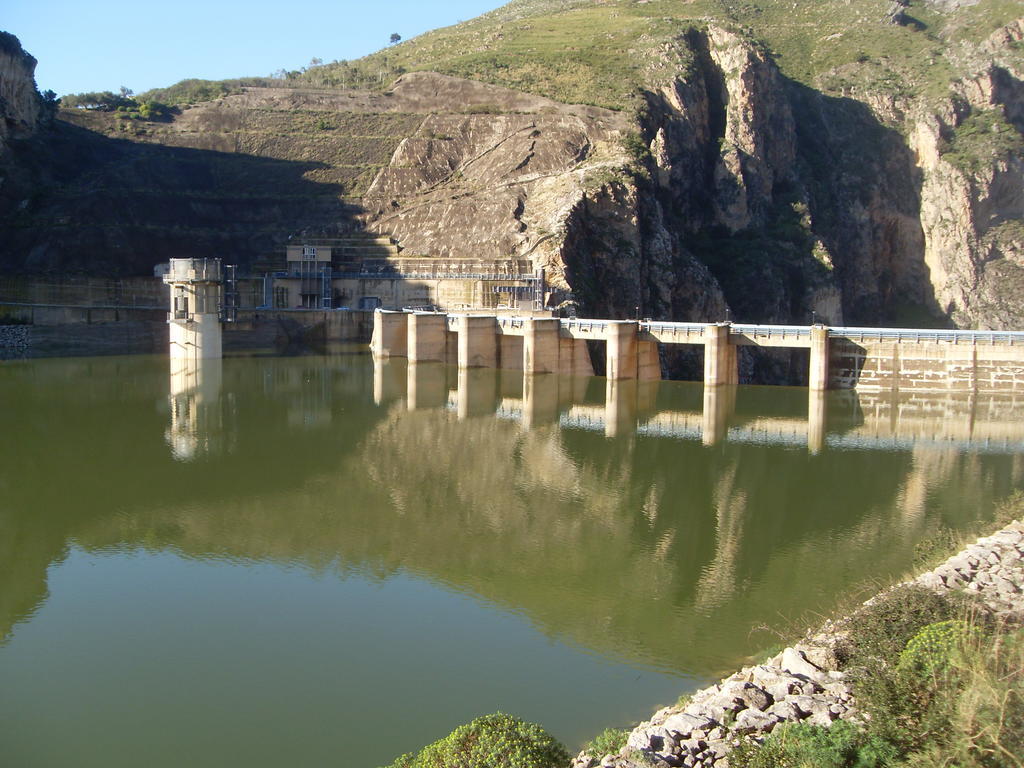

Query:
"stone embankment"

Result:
[[574, 519, 1024, 768], [0, 324, 29, 358]]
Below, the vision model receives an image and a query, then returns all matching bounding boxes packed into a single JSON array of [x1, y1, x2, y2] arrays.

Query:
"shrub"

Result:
[[380, 713, 570, 768], [585, 727, 629, 758], [730, 721, 897, 768], [837, 584, 971, 669], [899, 620, 982, 677]]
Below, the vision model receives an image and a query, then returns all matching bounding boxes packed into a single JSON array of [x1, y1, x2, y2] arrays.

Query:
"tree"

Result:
[[389, 33, 401, 44]]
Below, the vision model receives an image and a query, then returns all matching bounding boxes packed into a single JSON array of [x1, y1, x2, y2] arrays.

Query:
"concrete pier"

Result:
[[407, 313, 447, 364], [703, 323, 738, 387], [606, 321, 639, 381], [371, 309, 408, 359], [456, 315, 499, 369], [809, 325, 829, 392], [523, 318, 561, 374]]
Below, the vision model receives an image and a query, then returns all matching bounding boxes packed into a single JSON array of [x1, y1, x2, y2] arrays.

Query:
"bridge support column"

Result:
[[456, 315, 498, 369], [638, 338, 661, 381], [371, 309, 408, 359], [524, 318, 561, 374], [558, 338, 594, 376], [407, 313, 448, 363], [606, 321, 639, 381], [704, 323, 738, 387], [809, 325, 830, 391]]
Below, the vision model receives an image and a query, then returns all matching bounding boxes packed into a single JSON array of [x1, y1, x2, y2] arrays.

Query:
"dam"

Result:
[[372, 309, 1024, 394]]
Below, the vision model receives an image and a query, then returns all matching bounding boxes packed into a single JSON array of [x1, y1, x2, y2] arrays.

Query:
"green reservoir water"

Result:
[[1, 352, 1022, 767]]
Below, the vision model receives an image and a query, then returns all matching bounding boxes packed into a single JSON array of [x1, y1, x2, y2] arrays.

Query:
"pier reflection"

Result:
[[373, 358, 1024, 453]]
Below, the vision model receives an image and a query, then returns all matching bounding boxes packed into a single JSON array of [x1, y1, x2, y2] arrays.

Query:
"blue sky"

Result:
[[6, 0, 506, 97]]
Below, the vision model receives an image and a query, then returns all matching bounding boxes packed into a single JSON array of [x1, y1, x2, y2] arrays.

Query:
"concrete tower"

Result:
[[164, 258, 223, 360]]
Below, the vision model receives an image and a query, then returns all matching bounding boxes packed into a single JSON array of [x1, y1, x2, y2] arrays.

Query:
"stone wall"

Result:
[[830, 338, 1024, 393], [0, 306, 372, 359]]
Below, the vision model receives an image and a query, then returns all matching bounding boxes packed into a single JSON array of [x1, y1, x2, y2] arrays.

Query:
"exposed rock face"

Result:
[[0, 32, 40, 147], [910, 20, 1024, 329]]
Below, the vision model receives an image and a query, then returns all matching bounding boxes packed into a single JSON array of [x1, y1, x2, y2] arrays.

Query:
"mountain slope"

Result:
[[1, 0, 1022, 344]]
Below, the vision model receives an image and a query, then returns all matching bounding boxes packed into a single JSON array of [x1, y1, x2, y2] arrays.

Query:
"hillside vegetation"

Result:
[[263, 0, 1024, 112]]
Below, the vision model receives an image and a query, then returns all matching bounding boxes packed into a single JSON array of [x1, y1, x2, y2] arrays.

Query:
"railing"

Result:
[[560, 319, 609, 333], [165, 258, 222, 283], [830, 327, 1024, 345], [730, 323, 812, 340], [641, 321, 706, 338], [324, 269, 539, 281]]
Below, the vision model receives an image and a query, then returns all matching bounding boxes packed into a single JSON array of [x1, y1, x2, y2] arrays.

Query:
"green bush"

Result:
[[730, 721, 897, 768], [899, 620, 982, 676], [380, 713, 570, 768], [585, 727, 629, 758], [837, 584, 971, 669]]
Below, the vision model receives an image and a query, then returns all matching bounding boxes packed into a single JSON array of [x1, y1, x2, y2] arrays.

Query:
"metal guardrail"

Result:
[[290, 270, 538, 281], [641, 321, 706, 336], [829, 327, 1024, 345], [165, 258, 222, 283], [730, 323, 812, 339], [498, 317, 526, 330], [560, 319, 609, 333]]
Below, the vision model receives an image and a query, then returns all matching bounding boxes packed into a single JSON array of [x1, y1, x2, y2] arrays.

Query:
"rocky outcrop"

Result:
[[574, 518, 1024, 768], [0, 32, 40, 146], [910, 19, 1024, 329]]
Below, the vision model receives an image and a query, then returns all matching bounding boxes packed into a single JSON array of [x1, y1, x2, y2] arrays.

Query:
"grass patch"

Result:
[[731, 720, 897, 768], [585, 727, 630, 758], [940, 108, 1024, 174]]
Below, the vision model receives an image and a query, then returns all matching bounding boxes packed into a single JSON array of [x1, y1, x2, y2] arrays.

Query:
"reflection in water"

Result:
[[0, 353, 1022, 768], [166, 358, 224, 461]]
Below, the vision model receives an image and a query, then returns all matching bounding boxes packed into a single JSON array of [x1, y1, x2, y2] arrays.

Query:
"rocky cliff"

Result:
[[0, 32, 40, 147], [0, 0, 1022, 344]]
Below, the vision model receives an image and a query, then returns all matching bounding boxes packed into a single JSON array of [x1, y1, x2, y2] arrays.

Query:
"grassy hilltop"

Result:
[[264, 0, 1023, 112]]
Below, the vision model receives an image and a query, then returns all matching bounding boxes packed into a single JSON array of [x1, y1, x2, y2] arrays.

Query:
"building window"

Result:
[[274, 287, 288, 309], [302, 245, 317, 260]]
